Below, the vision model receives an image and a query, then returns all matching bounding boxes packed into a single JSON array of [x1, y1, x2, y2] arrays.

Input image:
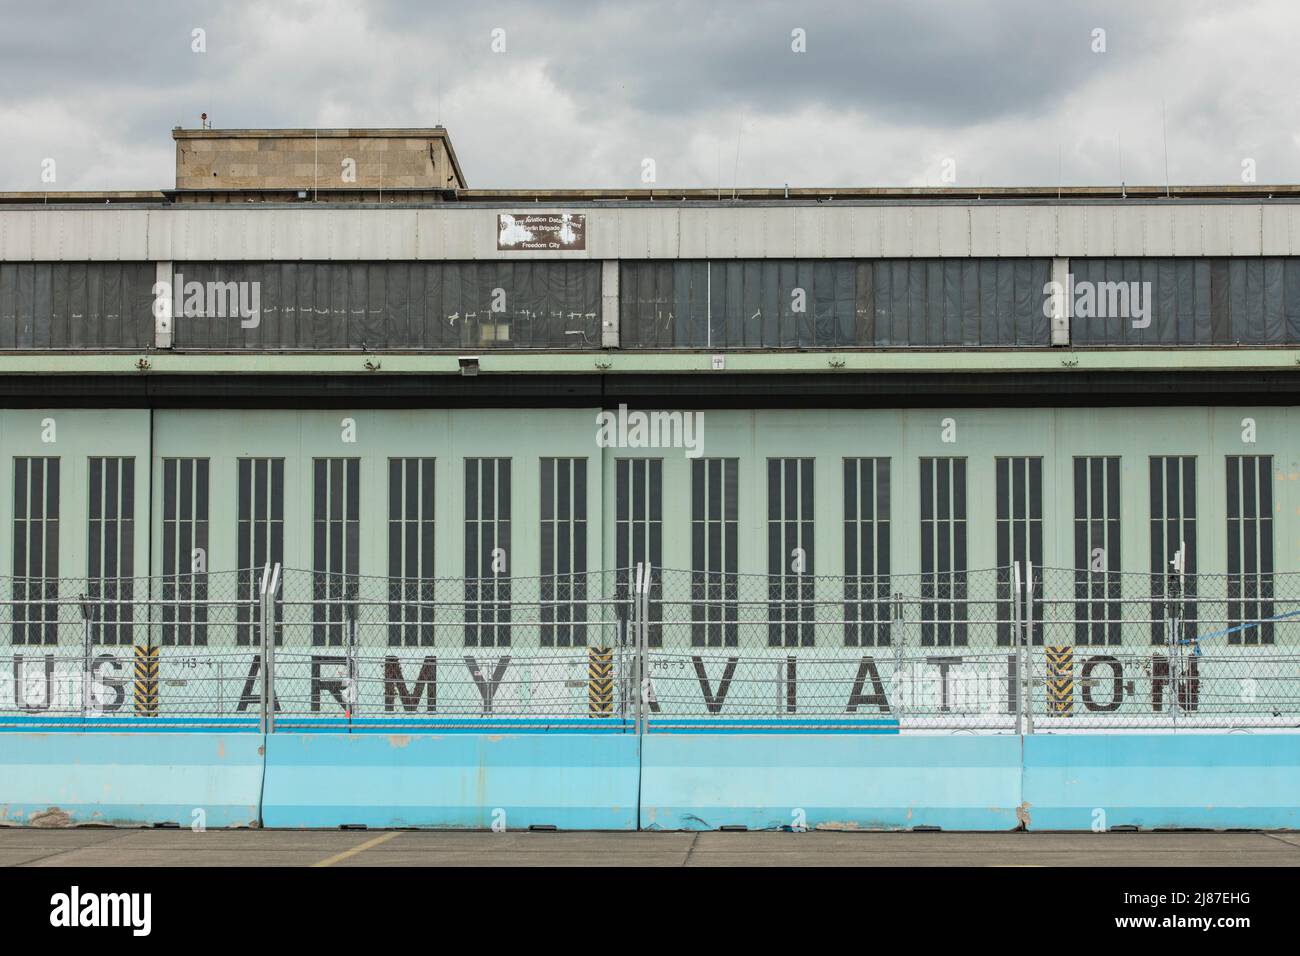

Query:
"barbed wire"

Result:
[[0, 565, 1295, 729]]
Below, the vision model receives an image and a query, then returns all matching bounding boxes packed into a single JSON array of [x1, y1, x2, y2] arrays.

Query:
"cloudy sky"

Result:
[[1, 0, 1297, 192]]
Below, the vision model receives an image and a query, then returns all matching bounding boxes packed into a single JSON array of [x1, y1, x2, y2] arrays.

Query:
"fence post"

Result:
[[1012, 562, 1022, 736], [892, 591, 905, 725], [1170, 614, 1179, 731], [267, 563, 280, 733], [616, 592, 628, 724], [640, 561, 652, 734], [1024, 560, 1035, 736], [80, 596, 91, 720], [258, 562, 270, 735], [631, 562, 644, 736], [346, 601, 357, 721], [1170, 543, 1185, 731]]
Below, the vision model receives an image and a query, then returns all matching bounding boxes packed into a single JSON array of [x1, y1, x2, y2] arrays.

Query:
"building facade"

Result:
[[0, 129, 1297, 695]]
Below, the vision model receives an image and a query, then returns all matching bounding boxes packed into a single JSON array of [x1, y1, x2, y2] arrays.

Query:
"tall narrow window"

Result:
[[388, 458, 435, 647], [88, 457, 134, 645], [237, 458, 284, 645], [1226, 455, 1274, 645], [844, 458, 890, 647], [616, 458, 662, 645], [1073, 456, 1121, 645], [313, 458, 360, 647], [1150, 457, 1197, 645], [540, 458, 588, 647], [919, 458, 967, 647], [13, 457, 59, 645], [996, 457, 1044, 645], [691, 458, 738, 647], [768, 458, 814, 647], [161, 458, 209, 646], [465, 458, 511, 647]]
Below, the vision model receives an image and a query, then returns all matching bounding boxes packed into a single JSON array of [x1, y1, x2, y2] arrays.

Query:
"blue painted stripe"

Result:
[[0, 715, 258, 724], [272, 717, 635, 733], [646, 725, 898, 735], [0, 720, 261, 733], [648, 718, 898, 726], [1, 715, 898, 733]]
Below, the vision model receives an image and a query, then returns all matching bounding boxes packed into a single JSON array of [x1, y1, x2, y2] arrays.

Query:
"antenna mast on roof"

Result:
[[1161, 98, 1171, 198], [1117, 131, 1125, 198], [732, 114, 743, 201]]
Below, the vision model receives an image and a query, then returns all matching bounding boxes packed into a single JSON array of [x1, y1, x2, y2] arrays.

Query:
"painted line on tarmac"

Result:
[[312, 832, 400, 867]]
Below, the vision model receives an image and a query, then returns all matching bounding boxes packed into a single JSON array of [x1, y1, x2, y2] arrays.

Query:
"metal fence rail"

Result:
[[1, 563, 1297, 731]]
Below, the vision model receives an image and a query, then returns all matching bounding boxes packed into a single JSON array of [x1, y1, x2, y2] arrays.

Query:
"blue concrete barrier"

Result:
[[262, 733, 640, 829], [640, 734, 1024, 831], [1023, 733, 1300, 831], [0, 732, 263, 827], [6, 729, 1297, 832]]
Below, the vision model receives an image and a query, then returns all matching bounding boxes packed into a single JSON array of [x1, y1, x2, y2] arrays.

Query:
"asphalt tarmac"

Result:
[[2, 828, 1297, 867]]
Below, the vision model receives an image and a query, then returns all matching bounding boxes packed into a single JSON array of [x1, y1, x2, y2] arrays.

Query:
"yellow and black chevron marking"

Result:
[[1046, 645, 1074, 715], [134, 644, 159, 717], [587, 646, 613, 717]]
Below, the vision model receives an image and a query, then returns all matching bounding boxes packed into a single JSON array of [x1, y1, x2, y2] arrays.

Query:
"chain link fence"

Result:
[[1, 564, 1297, 731]]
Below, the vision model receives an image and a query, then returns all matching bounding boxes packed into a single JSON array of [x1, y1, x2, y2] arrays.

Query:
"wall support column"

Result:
[[1050, 256, 1070, 346], [601, 260, 619, 348], [154, 261, 174, 349]]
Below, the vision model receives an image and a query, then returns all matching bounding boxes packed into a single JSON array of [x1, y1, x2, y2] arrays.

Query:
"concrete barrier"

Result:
[[1023, 733, 1300, 831], [262, 733, 640, 829], [0, 732, 263, 827], [6, 730, 1296, 832], [640, 734, 1024, 831]]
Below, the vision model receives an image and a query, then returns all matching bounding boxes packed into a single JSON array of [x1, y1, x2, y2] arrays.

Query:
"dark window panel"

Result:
[[13, 458, 61, 645], [465, 459, 511, 647], [388, 458, 436, 648], [769, 459, 815, 648], [920, 457, 967, 647], [1149, 457, 1198, 646], [844, 459, 891, 648], [87, 458, 135, 646], [1226, 455, 1274, 645], [161, 458, 211, 647], [237, 458, 285, 646], [691, 458, 739, 648], [1074, 456, 1122, 646]]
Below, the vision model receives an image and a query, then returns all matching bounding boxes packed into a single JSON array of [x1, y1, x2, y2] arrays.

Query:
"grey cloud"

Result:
[[0, 0, 1295, 191]]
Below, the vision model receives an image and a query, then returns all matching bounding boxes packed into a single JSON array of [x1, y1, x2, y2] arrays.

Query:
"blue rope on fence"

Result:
[[1179, 606, 1300, 653]]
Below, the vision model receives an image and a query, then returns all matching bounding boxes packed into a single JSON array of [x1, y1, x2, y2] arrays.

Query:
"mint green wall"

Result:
[[0, 404, 1295, 626]]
